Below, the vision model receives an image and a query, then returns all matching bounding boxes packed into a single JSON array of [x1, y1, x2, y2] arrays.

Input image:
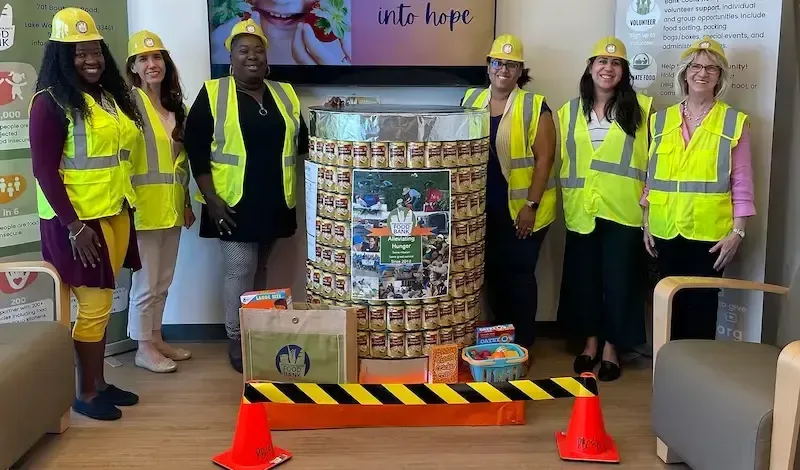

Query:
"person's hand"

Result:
[[710, 232, 743, 271], [515, 205, 536, 238], [291, 23, 351, 65], [206, 194, 236, 235], [183, 205, 196, 229], [67, 221, 102, 268], [643, 225, 658, 258]]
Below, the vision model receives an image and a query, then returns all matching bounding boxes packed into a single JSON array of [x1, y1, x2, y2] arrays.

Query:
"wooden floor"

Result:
[[17, 341, 688, 469]]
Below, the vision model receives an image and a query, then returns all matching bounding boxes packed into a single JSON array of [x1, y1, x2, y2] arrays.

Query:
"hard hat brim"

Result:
[[681, 47, 728, 68], [127, 46, 168, 61], [225, 32, 268, 52], [49, 32, 104, 43], [487, 53, 522, 63]]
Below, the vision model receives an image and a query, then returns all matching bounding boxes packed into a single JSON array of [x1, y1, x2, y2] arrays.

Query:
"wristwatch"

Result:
[[525, 200, 540, 209], [732, 228, 745, 239]]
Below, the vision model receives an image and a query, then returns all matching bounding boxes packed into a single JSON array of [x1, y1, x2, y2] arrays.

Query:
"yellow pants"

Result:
[[71, 211, 130, 342]]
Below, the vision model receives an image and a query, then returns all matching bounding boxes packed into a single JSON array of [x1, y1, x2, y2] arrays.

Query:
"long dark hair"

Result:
[[126, 50, 186, 142], [579, 58, 642, 137], [36, 41, 143, 129]]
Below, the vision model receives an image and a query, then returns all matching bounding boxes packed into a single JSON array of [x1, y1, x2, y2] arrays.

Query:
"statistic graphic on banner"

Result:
[[615, 0, 783, 341], [351, 169, 451, 300]]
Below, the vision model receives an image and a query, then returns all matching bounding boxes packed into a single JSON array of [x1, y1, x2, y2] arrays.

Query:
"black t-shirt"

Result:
[[185, 85, 309, 242]]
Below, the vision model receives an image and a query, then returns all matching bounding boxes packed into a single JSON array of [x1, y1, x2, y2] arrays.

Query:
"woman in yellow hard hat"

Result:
[[461, 34, 557, 349], [555, 37, 651, 382], [642, 37, 754, 340], [124, 30, 194, 373], [185, 17, 308, 372], [30, 7, 144, 420]]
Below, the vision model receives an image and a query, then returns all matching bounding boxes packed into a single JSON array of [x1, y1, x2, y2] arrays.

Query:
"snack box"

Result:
[[428, 344, 459, 384], [240, 288, 293, 310], [475, 324, 515, 345]]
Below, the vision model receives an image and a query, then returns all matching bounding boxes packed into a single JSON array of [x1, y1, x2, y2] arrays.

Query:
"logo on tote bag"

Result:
[[276, 344, 311, 378]]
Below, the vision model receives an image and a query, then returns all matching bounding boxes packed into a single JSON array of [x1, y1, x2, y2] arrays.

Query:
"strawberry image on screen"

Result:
[[304, 0, 350, 43]]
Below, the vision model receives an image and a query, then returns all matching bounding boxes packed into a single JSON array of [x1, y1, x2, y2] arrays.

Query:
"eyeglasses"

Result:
[[688, 63, 721, 75], [490, 59, 521, 71]]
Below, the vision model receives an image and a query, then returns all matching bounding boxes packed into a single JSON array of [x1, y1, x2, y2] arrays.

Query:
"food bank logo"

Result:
[[275, 344, 310, 378], [0, 4, 15, 51]]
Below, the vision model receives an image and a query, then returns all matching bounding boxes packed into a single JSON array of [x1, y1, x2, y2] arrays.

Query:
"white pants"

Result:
[[128, 227, 181, 341]]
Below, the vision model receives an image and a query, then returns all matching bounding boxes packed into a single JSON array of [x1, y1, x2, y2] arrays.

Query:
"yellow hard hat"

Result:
[[225, 18, 268, 52], [49, 7, 103, 43], [488, 34, 524, 63], [589, 36, 628, 62], [681, 36, 728, 67], [128, 30, 167, 60]]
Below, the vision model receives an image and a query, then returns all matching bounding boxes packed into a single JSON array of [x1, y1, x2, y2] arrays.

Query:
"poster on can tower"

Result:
[[0, 2, 131, 348], [615, 0, 783, 342]]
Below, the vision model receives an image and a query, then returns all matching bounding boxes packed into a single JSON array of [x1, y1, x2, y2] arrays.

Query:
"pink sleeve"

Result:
[[730, 126, 756, 217]]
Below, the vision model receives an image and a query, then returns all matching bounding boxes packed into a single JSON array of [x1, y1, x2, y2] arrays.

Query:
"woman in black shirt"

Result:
[[185, 18, 308, 372]]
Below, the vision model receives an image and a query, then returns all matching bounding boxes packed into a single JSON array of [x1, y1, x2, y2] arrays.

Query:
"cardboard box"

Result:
[[240, 288, 293, 310], [476, 324, 515, 345], [428, 344, 459, 383]]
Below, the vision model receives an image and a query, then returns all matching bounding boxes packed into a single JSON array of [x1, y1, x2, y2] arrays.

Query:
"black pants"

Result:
[[557, 219, 646, 349], [484, 210, 549, 348], [654, 236, 722, 340]]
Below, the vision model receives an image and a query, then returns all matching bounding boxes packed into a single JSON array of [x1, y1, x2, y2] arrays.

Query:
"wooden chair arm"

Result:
[[770, 340, 800, 470], [0, 261, 70, 327]]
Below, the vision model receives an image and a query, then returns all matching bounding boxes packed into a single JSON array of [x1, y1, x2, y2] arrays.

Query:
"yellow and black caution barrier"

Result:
[[243, 376, 597, 406]]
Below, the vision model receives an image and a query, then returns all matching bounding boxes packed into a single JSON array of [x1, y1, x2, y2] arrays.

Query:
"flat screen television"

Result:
[[207, 0, 496, 86]]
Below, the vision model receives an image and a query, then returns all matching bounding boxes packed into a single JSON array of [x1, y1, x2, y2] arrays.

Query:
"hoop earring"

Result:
[[265, 65, 271, 78], [229, 65, 233, 76]]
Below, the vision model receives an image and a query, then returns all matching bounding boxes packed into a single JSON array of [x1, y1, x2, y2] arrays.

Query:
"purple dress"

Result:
[[30, 93, 141, 289]]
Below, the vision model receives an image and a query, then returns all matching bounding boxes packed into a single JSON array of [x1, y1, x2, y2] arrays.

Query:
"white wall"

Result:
[[127, 0, 616, 325]]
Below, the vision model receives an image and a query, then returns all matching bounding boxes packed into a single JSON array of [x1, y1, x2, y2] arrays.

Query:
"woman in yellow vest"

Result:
[[30, 8, 143, 420], [556, 38, 651, 382], [461, 34, 557, 348], [642, 37, 755, 340], [184, 18, 308, 373], [125, 31, 195, 373]]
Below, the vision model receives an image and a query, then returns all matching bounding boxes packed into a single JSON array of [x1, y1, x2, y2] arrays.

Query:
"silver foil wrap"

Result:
[[309, 104, 489, 142]]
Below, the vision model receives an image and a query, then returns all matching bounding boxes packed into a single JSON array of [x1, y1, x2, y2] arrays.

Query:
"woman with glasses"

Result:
[[461, 34, 557, 349], [642, 37, 755, 340]]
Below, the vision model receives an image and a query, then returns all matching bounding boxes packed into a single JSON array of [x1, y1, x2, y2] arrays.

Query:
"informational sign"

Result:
[[615, 0, 783, 341], [0, 2, 131, 346], [350, 169, 451, 300]]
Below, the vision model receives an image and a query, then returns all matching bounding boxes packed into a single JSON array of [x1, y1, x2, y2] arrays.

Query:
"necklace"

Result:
[[239, 87, 268, 116], [682, 100, 713, 124]]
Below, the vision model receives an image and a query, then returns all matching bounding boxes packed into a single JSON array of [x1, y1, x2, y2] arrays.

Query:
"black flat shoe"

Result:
[[598, 361, 621, 382], [573, 354, 600, 374], [73, 397, 122, 421], [97, 384, 139, 406], [228, 338, 243, 373]]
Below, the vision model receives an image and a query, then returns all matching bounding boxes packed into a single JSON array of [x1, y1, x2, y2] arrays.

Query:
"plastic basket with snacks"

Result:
[[462, 343, 528, 382]]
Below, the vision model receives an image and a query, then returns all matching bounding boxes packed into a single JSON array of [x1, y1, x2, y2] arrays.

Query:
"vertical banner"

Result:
[[0, 2, 131, 350], [615, 0, 783, 341]]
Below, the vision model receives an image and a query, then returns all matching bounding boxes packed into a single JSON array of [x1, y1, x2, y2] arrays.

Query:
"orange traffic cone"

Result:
[[213, 399, 292, 469], [555, 372, 620, 463]]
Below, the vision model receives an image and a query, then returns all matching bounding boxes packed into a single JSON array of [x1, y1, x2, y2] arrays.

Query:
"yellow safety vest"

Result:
[[646, 101, 747, 242], [129, 88, 189, 230], [33, 89, 137, 221], [195, 77, 300, 208], [461, 88, 556, 231], [557, 93, 652, 234]]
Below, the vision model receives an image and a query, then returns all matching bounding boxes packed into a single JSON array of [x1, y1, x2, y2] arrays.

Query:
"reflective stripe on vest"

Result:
[[647, 107, 738, 194], [130, 90, 174, 187], [63, 114, 121, 170]]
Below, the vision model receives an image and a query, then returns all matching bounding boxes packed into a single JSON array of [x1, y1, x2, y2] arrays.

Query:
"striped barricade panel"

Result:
[[243, 376, 598, 406]]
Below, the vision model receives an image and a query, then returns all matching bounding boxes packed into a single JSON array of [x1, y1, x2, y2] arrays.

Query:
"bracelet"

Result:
[[68, 223, 87, 241]]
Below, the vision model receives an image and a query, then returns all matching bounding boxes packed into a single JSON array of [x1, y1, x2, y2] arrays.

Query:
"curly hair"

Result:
[[579, 58, 643, 138], [35, 40, 143, 129], [125, 50, 186, 142]]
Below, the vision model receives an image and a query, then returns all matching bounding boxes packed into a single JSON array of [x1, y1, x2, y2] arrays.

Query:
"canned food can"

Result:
[[478, 190, 487, 214], [353, 142, 370, 168], [323, 139, 336, 164], [457, 141, 472, 166], [387, 301, 405, 332], [454, 323, 466, 347], [466, 318, 478, 344], [465, 244, 476, 270], [404, 302, 422, 330], [315, 138, 325, 162], [337, 167, 352, 194], [451, 247, 465, 272], [324, 166, 335, 191], [455, 195, 469, 220], [450, 171, 459, 194], [422, 330, 440, 356], [389, 142, 407, 168], [478, 264, 485, 288], [317, 164, 326, 186], [316, 191, 325, 214], [370, 142, 389, 168], [443, 142, 458, 167], [405, 332, 423, 357], [478, 166, 487, 188], [472, 269, 482, 292], [470, 166, 482, 192], [405, 300, 422, 328], [321, 272, 334, 296], [388, 332, 405, 358], [452, 298, 467, 324], [333, 222, 349, 247], [480, 213, 487, 239], [308, 137, 317, 161], [470, 140, 483, 165], [323, 193, 335, 217], [314, 245, 323, 267], [306, 263, 313, 286], [439, 327, 454, 345], [453, 221, 469, 246], [321, 247, 333, 269], [422, 302, 439, 329], [333, 249, 348, 274], [311, 268, 321, 292], [477, 240, 486, 265], [469, 192, 481, 217], [306, 291, 317, 304], [334, 195, 350, 220], [335, 275, 349, 300], [481, 137, 490, 163], [440, 300, 453, 325], [468, 218, 480, 244], [457, 167, 471, 193], [407, 142, 426, 168], [464, 271, 475, 295], [321, 219, 333, 244], [315, 216, 323, 240], [354, 304, 368, 330], [369, 301, 387, 330], [425, 142, 443, 168], [468, 294, 480, 319], [358, 332, 369, 357], [370, 332, 387, 358], [337, 140, 353, 167]]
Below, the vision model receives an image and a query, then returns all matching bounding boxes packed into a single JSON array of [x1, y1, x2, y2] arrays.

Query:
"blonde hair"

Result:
[[674, 50, 729, 99]]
